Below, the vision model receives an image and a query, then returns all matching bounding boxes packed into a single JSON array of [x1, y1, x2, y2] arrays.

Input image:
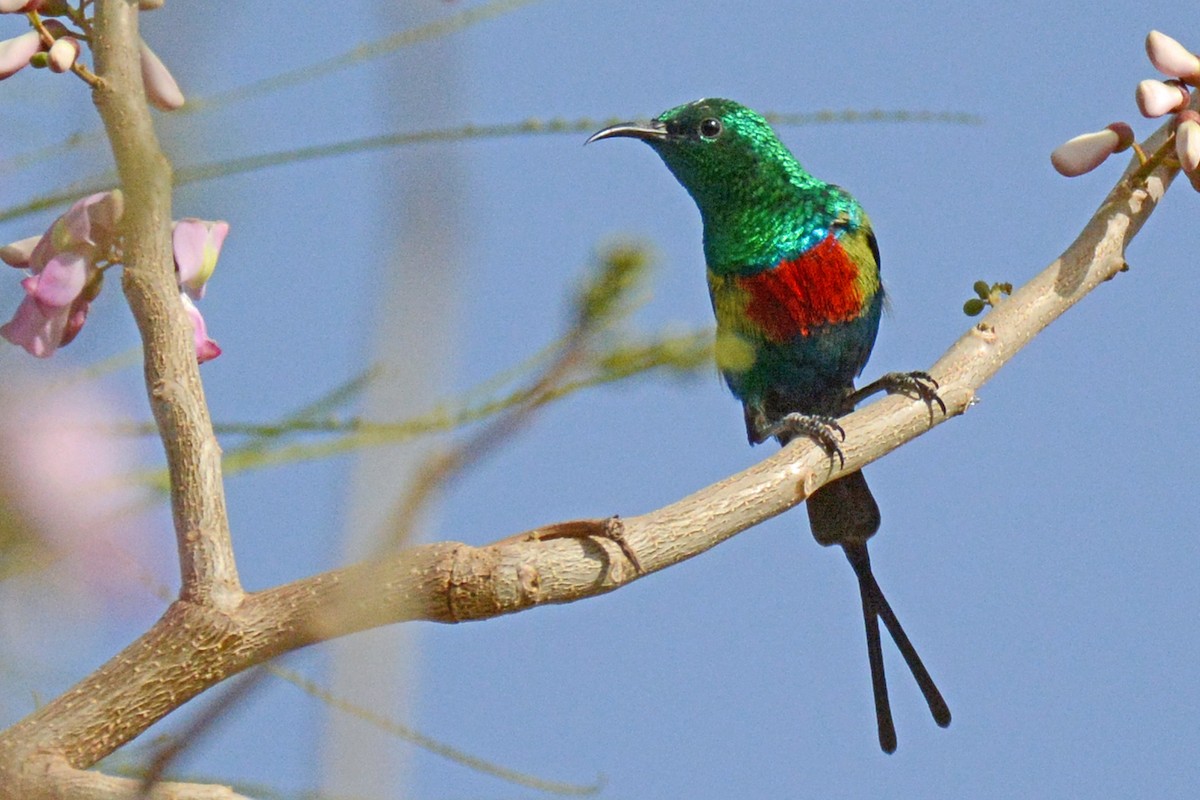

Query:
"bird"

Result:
[[588, 98, 950, 752]]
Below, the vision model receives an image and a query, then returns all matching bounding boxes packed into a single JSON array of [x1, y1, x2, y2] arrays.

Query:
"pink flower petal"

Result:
[[180, 292, 221, 363], [56, 191, 124, 250], [30, 250, 89, 309], [0, 30, 42, 80], [173, 218, 228, 297], [1146, 31, 1200, 81], [1, 293, 67, 358], [139, 40, 185, 111]]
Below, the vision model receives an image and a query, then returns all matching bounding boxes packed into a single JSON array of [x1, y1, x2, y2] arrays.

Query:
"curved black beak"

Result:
[[585, 119, 668, 145]]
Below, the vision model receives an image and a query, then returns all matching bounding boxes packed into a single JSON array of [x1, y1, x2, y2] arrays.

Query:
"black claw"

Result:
[[847, 370, 947, 417], [766, 413, 846, 468], [898, 371, 947, 416]]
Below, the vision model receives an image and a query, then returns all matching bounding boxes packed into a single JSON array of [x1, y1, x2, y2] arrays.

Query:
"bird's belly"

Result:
[[707, 248, 883, 415], [721, 322, 874, 414]]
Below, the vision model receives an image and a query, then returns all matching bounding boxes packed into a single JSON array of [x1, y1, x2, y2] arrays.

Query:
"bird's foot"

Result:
[[764, 413, 846, 468], [847, 371, 946, 416]]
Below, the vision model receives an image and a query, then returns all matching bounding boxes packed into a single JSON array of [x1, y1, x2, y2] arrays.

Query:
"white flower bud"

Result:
[[47, 36, 79, 74], [1176, 115, 1200, 174], [0, 235, 42, 267], [1135, 79, 1189, 118], [1050, 127, 1127, 177], [139, 40, 184, 111], [1146, 31, 1200, 82]]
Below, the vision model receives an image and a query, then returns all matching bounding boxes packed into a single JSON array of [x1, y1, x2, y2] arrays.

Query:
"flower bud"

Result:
[[46, 36, 79, 74], [1146, 31, 1200, 82], [0, 30, 41, 80], [1050, 123, 1133, 177], [1135, 79, 1190, 118], [1, 235, 42, 268], [40, 18, 69, 37], [1176, 111, 1200, 173], [139, 40, 184, 110], [0, 1, 44, 13]]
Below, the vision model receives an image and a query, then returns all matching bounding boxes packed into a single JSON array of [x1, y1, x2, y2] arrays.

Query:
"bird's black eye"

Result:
[[698, 117, 723, 139]]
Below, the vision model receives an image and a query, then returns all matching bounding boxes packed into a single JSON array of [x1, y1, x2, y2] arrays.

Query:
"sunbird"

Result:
[[589, 98, 949, 752]]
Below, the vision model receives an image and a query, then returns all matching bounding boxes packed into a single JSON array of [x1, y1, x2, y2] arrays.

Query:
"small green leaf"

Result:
[[963, 298, 986, 316], [973, 280, 990, 298]]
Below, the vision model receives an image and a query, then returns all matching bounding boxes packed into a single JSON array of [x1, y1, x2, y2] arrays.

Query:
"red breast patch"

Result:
[[735, 234, 863, 341]]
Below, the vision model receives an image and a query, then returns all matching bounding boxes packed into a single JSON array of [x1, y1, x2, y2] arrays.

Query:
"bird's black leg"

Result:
[[844, 541, 896, 753], [845, 541, 952, 732], [846, 371, 946, 416]]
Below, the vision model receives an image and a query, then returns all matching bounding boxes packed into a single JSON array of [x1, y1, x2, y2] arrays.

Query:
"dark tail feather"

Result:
[[807, 471, 880, 547], [810, 471, 950, 751], [811, 474, 893, 750], [848, 541, 897, 753], [855, 556, 952, 728]]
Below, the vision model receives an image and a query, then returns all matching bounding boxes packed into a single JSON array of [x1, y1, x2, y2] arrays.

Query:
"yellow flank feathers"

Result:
[[841, 215, 881, 303], [708, 269, 760, 375]]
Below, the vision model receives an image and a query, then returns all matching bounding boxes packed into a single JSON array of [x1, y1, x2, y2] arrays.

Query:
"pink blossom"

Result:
[[172, 218, 227, 362], [27, 249, 89, 308], [1, 287, 69, 357], [173, 218, 228, 299], [1050, 123, 1134, 177], [2, 191, 231, 363], [0, 30, 41, 80], [1, 192, 122, 356], [51, 190, 124, 250], [139, 40, 184, 111], [180, 292, 221, 363], [1146, 31, 1200, 83]]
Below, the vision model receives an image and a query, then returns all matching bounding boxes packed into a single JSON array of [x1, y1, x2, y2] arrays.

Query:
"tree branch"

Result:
[[90, 1, 241, 608], [0, 54, 1188, 800], [38, 755, 251, 800]]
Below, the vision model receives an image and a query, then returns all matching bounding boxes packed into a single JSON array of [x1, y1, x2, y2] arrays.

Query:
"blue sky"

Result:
[[1, 1, 1197, 798]]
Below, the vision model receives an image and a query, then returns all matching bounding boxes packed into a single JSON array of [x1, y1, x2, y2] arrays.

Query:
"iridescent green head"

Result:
[[588, 98, 820, 219], [589, 98, 844, 270]]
